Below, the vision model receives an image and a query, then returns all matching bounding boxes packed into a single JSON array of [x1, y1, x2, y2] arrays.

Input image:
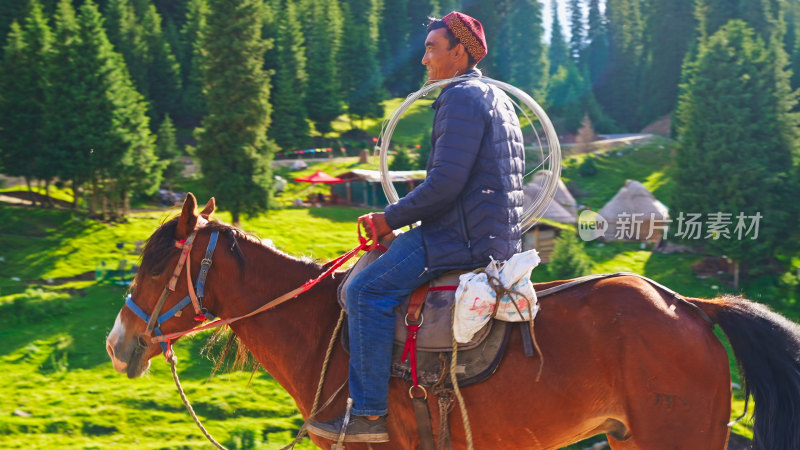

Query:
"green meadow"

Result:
[[0, 142, 764, 448]]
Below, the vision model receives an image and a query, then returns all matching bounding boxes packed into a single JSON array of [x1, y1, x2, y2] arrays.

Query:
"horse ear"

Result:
[[176, 193, 198, 239], [200, 197, 215, 219]]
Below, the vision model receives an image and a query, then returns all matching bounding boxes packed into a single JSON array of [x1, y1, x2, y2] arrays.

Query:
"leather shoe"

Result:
[[307, 413, 389, 443]]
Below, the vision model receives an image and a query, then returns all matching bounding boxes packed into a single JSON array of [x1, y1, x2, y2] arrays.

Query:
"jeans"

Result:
[[345, 227, 440, 416]]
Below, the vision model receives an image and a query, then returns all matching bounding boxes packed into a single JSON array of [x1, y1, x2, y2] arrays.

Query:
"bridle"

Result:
[[125, 226, 219, 355]]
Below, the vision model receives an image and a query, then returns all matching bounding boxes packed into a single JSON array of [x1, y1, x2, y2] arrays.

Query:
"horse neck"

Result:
[[207, 238, 344, 415]]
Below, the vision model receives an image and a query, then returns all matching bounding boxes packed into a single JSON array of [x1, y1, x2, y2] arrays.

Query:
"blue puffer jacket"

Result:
[[384, 69, 525, 272]]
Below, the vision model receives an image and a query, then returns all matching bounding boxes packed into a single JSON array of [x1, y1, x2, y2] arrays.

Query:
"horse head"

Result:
[[106, 193, 217, 378]]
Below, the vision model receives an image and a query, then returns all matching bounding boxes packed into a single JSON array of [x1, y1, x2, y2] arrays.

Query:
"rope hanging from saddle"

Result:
[[486, 274, 544, 381]]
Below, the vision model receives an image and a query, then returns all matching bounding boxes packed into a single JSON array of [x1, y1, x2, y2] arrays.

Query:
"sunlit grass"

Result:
[[329, 97, 435, 148], [561, 141, 675, 210]]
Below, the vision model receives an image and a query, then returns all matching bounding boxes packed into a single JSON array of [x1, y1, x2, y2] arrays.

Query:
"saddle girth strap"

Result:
[[413, 396, 436, 450], [403, 282, 437, 450]]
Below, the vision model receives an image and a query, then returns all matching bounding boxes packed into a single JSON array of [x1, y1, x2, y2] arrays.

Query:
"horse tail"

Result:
[[689, 295, 800, 450]]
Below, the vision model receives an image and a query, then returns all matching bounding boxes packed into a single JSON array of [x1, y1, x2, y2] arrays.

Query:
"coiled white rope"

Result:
[[377, 75, 561, 232]]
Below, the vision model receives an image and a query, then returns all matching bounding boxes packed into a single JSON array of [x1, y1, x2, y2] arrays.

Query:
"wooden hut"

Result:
[[332, 169, 426, 208]]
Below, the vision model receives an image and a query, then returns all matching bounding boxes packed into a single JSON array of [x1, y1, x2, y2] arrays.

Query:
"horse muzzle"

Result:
[[124, 336, 152, 378]]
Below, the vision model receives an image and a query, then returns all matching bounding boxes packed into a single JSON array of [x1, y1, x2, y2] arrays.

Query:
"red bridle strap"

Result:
[[171, 218, 209, 321], [152, 216, 381, 348]]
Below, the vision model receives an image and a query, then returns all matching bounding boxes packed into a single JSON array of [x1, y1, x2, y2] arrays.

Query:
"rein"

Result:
[[150, 216, 377, 348]]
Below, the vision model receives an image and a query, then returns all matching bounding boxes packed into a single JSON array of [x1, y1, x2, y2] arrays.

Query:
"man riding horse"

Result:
[[307, 11, 526, 443]]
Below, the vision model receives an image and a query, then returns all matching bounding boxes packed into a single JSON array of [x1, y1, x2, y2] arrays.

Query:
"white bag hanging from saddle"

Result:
[[453, 249, 541, 343]]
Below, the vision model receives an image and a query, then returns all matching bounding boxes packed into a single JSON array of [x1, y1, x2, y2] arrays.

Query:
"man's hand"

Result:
[[360, 212, 392, 241]]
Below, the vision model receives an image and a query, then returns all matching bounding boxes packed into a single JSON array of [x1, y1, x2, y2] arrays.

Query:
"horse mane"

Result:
[[138, 216, 322, 279]]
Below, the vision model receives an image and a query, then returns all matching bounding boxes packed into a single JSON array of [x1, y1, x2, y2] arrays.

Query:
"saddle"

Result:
[[337, 239, 514, 389]]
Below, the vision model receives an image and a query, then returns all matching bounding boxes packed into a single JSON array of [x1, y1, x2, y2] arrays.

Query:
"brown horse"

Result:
[[106, 195, 800, 449]]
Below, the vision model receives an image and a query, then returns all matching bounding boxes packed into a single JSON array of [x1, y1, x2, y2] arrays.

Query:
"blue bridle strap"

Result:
[[126, 294, 193, 353], [196, 230, 218, 305], [125, 231, 219, 354]]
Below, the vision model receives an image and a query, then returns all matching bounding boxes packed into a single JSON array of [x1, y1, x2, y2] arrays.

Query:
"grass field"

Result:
[[560, 139, 675, 211], [0, 141, 767, 448], [0, 204, 369, 449], [329, 97, 435, 148]]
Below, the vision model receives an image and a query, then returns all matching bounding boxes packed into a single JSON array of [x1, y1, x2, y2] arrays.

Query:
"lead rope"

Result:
[[166, 310, 348, 450], [167, 310, 347, 450], [449, 310, 474, 450], [168, 348, 227, 450], [281, 309, 348, 450]]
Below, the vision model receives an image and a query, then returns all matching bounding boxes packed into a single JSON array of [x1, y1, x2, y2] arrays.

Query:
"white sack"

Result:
[[453, 249, 541, 343]]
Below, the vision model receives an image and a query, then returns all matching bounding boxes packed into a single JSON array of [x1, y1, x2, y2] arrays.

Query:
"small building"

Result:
[[521, 173, 578, 262], [597, 180, 669, 243], [332, 169, 427, 208]]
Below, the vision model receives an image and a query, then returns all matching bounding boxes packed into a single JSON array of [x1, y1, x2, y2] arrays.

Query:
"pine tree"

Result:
[[140, 3, 181, 124], [179, 0, 207, 121], [0, 1, 52, 201], [305, 0, 343, 135], [784, 1, 800, 89], [673, 20, 797, 284], [104, 0, 180, 125], [261, 0, 280, 78], [547, 64, 581, 131], [584, 0, 609, 91], [406, 0, 438, 89], [375, 0, 438, 95], [548, 0, 570, 75], [547, 231, 591, 280], [547, 62, 594, 133], [105, 0, 147, 99], [496, 0, 547, 97], [156, 114, 182, 188], [595, 0, 644, 131], [153, 0, 189, 28], [568, 0, 584, 62], [43, 0, 158, 216], [639, 0, 696, 125], [340, 0, 384, 122], [269, 0, 308, 150], [196, 0, 275, 224], [76, 0, 159, 217], [378, 0, 412, 96], [0, 2, 28, 57], [44, 0, 84, 207], [462, 0, 513, 77], [697, 0, 778, 41]]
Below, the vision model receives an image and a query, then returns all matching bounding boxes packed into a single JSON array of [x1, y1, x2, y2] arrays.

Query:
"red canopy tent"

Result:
[[293, 170, 344, 184]]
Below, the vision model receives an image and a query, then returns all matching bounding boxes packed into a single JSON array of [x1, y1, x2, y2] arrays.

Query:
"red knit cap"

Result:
[[442, 11, 487, 63]]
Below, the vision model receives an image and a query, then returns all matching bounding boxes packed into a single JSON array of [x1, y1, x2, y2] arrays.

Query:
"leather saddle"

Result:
[[337, 239, 512, 388]]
